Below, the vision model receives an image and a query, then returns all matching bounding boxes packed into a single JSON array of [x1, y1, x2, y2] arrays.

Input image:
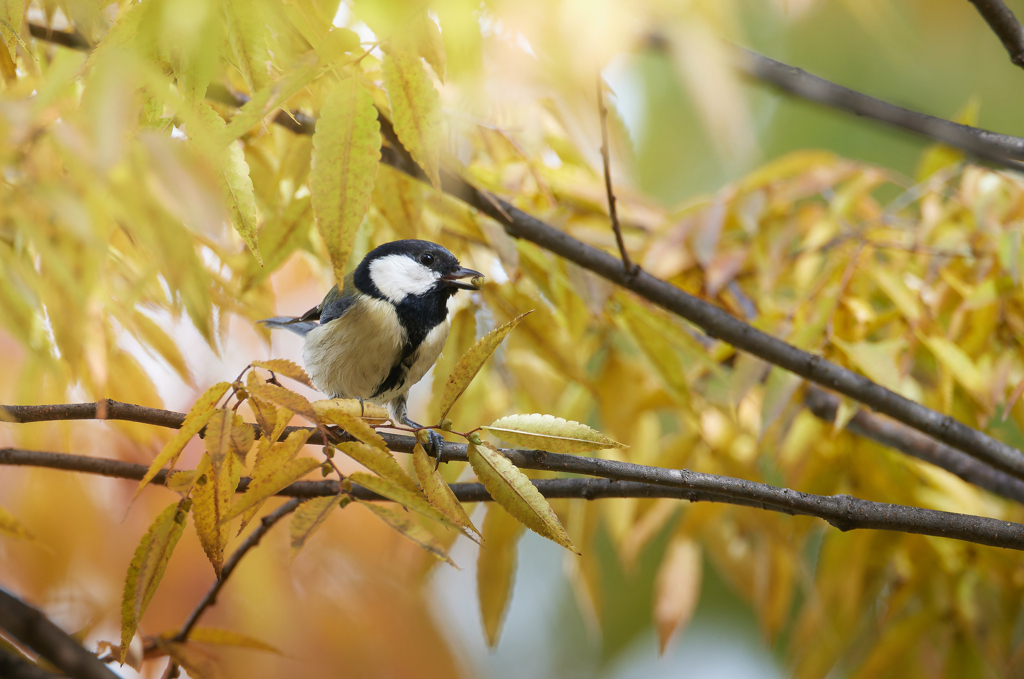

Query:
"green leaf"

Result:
[[252, 358, 316, 389], [439, 311, 532, 418], [383, 47, 442, 188], [467, 442, 579, 554], [0, 505, 34, 542], [356, 499, 457, 567], [483, 414, 625, 454], [289, 495, 349, 560], [337, 441, 419, 493], [477, 504, 523, 648], [412, 442, 479, 536], [120, 501, 188, 663], [135, 383, 231, 498], [311, 76, 381, 282]]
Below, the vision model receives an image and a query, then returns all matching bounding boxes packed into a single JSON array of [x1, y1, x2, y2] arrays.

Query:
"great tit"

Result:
[[259, 240, 483, 458]]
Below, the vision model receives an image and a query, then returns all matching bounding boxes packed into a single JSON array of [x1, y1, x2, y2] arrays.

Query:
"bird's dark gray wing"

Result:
[[320, 275, 359, 325], [258, 317, 319, 337]]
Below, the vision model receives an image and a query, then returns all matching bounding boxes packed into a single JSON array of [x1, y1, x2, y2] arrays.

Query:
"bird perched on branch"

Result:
[[260, 240, 483, 459]]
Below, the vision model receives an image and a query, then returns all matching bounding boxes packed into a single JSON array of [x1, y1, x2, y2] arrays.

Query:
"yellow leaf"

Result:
[[166, 470, 199, 495], [383, 48, 442, 188], [120, 501, 188, 662], [127, 310, 194, 385], [221, 0, 270, 94], [203, 409, 234, 474], [871, 269, 922, 323], [338, 441, 419, 493], [653, 538, 702, 655], [240, 428, 313, 530], [247, 373, 279, 437], [246, 381, 317, 421], [252, 359, 316, 389], [316, 404, 387, 449], [348, 472, 457, 529], [159, 639, 221, 679], [221, 53, 321, 141], [224, 458, 320, 523], [356, 499, 457, 567], [289, 495, 349, 560], [173, 627, 282, 654], [312, 398, 389, 424], [467, 442, 579, 554], [311, 76, 381, 282], [919, 334, 988, 398], [831, 338, 922, 402], [191, 452, 242, 577], [413, 442, 479, 535], [407, 10, 445, 82], [134, 382, 231, 498], [439, 311, 532, 418], [477, 504, 523, 648], [373, 156, 425, 240], [483, 414, 625, 454], [0, 505, 34, 542]]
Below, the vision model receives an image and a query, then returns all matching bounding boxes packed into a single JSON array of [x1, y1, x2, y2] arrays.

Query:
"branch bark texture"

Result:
[[967, 0, 1024, 68]]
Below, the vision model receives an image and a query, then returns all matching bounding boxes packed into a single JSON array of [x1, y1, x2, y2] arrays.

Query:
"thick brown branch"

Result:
[[967, 0, 1024, 68], [171, 498, 301, 643], [804, 386, 1024, 504], [25, 24, 90, 51], [0, 646, 60, 679], [0, 588, 118, 679]]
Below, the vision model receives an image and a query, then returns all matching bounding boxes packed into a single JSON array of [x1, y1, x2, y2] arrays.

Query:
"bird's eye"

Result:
[[420, 253, 434, 266]]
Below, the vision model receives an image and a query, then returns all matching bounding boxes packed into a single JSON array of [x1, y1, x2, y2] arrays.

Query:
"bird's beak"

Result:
[[442, 267, 484, 290]]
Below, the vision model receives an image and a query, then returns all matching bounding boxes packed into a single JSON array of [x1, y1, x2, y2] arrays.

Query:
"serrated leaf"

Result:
[[653, 538, 702, 655], [135, 382, 231, 498], [311, 76, 381, 282], [356, 499, 457, 567], [192, 451, 242, 577], [383, 48, 442, 188], [173, 627, 282, 654], [413, 443, 479, 535], [120, 501, 188, 662], [440, 311, 532, 418], [247, 373, 279, 436], [166, 470, 199, 494], [289, 495, 349, 560], [312, 398, 389, 423], [0, 505, 34, 542], [204, 408, 233, 474], [337, 441, 419, 493], [252, 359, 316, 389], [159, 639, 220, 679], [246, 381, 317, 420], [483, 414, 625, 454], [348, 472, 458, 529], [240, 428, 312, 530], [478, 504, 523, 648], [224, 458, 320, 523], [315, 404, 387, 449], [221, 0, 269, 95], [221, 53, 321, 141], [467, 442, 579, 554]]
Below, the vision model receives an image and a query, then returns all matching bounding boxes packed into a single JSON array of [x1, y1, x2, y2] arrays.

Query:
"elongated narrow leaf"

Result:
[[316, 405, 387, 449], [440, 311, 532, 418], [338, 441, 419, 493], [478, 504, 523, 648], [311, 77, 381, 282], [158, 640, 219, 679], [171, 627, 282, 654], [413, 443, 479, 535], [467, 442, 579, 554], [221, 53, 321, 141], [356, 499, 456, 567], [224, 458, 320, 523], [166, 470, 199, 495], [290, 495, 349, 560], [653, 538, 702, 655], [192, 452, 242, 577], [383, 48, 442, 188], [121, 501, 188, 662], [483, 414, 625, 454], [203, 409, 233, 473], [221, 0, 269, 95], [0, 505, 33, 542], [252, 359, 316, 389], [348, 472, 457, 529], [246, 381, 317, 420], [312, 398, 389, 424], [239, 428, 312, 530], [135, 382, 231, 497]]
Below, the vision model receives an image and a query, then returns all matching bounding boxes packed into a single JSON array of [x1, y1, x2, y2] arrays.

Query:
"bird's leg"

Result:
[[357, 397, 365, 417], [388, 395, 445, 467]]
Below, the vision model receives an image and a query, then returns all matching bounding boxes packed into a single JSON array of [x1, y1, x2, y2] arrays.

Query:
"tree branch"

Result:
[[731, 46, 1024, 169], [171, 499, 301, 643], [0, 646, 61, 679], [596, 74, 637, 276], [0, 588, 118, 679], [967, 0, 1024, 68]]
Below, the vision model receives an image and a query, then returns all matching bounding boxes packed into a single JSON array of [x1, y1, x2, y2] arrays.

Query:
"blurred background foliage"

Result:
[[3, 0, 1024, 677]]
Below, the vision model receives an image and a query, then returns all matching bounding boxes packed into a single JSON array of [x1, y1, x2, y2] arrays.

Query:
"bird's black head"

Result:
[[354, 240, 483, 304]]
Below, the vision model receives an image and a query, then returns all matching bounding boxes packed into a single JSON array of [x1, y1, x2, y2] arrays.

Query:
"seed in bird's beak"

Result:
[[443, 267, 484, 290]]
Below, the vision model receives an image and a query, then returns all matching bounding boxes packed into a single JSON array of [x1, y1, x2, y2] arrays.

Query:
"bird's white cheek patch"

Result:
[[369, 254, 439, 303]]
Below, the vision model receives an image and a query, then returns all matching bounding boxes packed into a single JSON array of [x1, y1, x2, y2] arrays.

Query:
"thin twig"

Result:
[[171, 498, 301, 643], [967, 0, 1024, 68], [0, 587, 119, 679], [596, 74, 637, 276]]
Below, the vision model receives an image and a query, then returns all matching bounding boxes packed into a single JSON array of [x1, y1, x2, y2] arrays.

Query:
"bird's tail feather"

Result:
[[258, 317, 318, 337]]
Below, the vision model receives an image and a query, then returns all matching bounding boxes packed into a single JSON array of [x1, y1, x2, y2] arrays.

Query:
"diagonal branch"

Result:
[[596, 74, 637, 276], [0, 587, 118, 679], [967, 0, 1024, 68]]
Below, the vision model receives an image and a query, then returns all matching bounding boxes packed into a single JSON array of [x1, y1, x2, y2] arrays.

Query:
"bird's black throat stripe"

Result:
[[370, 284, 453, 399]]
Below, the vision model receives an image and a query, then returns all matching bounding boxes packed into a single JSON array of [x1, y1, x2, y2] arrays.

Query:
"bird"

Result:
[[259, 240, 483, 460]]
